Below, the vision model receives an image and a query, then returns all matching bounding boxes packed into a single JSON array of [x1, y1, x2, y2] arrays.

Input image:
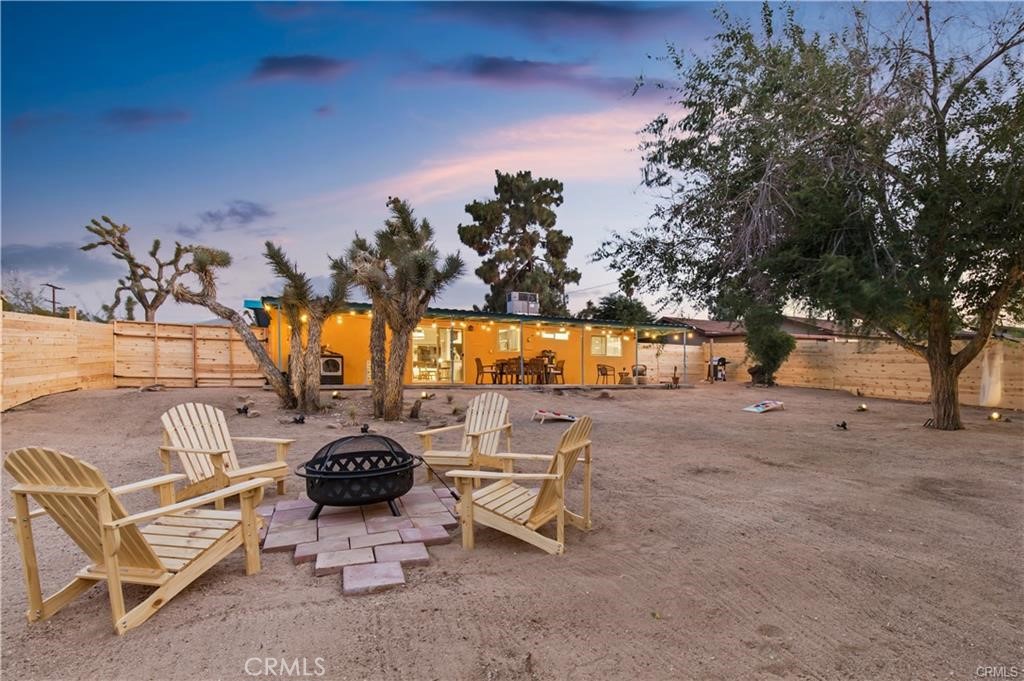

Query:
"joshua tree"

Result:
[[171, 248, 296, 407], [83, 216, 197, 322], [343, 237, 389, 418], [379, 200, 463, 420], [264, 242, 351, 413]]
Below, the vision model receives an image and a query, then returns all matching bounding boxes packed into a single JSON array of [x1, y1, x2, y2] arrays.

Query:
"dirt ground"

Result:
[[1, 382, 1021, 681]]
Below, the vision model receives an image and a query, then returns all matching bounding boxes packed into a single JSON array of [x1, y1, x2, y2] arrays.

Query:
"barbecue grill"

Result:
[[295, 435, 420, 520]]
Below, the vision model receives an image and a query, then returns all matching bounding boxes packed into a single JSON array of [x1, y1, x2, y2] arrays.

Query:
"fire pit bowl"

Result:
[[295, 435, 420, 519]]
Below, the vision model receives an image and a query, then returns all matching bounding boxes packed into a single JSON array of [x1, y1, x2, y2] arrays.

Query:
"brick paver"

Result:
[[314, 547, 375, 576], [342, 561, 405, 595]]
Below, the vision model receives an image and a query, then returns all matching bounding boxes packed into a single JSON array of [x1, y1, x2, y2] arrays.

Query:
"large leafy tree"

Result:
[[597, 2, 1023, 430], [576, 293, 654, 324], [458, 170, 581, 315], [264, 242, 351, 413]]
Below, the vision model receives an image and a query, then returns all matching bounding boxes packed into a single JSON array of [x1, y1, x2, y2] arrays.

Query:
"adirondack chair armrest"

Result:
[[107, 478, 271, 529], [111, 474, 187, 496], [559, 440, 592, 457], [231, 436, 294, 463], [465, 423, 512, 437], [490, 453, 554, 461], [231, 437, 295, 445], [445, 470, 558, 481], [415, 424, 465, 437]]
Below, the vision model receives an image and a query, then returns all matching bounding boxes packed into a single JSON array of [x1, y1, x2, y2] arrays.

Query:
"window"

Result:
[[497, 328, 520, 352], [540, 331, 570, 341], [591, 335, 623, 357]]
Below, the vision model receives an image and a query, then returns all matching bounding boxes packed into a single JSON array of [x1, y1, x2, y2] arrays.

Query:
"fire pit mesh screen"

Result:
[[296, 435, 418, 518]]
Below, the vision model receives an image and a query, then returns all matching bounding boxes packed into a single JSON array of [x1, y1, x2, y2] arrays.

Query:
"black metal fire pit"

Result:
[[295, 435, 420, 520]]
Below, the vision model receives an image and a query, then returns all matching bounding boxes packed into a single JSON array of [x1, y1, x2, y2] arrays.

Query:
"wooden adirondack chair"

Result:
[[4, 447, 267, 635], [416, 392, 513, 482], [160, 403, 293, 507], [446, 415, 593, 555]]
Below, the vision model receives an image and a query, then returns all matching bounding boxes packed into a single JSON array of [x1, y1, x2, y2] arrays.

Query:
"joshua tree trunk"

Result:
[[382, 327, 411, 421], [287, 322, 305, 408], [369, 312, 387, 418], [300, 319, 324, 412], [172, 286, 296, 408]]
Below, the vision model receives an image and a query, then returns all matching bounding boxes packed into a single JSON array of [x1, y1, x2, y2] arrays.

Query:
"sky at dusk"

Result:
[[3, 1, 861, 322]]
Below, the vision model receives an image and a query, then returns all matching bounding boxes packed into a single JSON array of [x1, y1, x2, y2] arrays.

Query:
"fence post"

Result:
[[192, 325, 198, 388], [153, 323, 159, 384]]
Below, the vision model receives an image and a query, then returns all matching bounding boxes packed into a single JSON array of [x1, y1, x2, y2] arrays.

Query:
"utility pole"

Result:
[[41, 282, 65, 315]]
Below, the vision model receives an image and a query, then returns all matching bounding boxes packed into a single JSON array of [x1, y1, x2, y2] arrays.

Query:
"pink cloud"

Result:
[[302, 104, 662, 209]]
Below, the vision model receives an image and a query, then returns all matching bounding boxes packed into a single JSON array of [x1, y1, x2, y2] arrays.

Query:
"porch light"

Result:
[[431, 322, 437, 328], [673, 335, 680, 340], [584, 325, 592, 331], [559, 326, 566, 332]]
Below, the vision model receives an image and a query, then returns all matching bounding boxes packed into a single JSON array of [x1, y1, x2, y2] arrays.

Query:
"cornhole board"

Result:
[[532, 409, 578, 424], [742, 400, 785, 413]]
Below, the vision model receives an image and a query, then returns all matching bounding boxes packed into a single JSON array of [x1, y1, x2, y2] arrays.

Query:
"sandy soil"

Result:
[[1, 383, 1021, 681]]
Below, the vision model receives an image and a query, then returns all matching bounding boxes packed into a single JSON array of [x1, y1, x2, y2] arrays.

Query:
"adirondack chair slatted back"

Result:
[[161, 403, 240, 482], [461, 393, 509, 455], [4, 448, 165, 571], [527, 416, 592, 528]]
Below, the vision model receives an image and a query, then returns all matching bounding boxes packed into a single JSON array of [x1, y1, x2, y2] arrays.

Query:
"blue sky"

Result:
[[3, 1, 847, 321]]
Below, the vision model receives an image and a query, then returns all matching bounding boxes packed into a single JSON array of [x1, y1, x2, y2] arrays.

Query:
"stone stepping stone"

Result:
[[411, 513, 458, 529], [317, 520, 368, 539], [364, 516, 414, 534], [343, 561, 405, 595], [349, 530, 402, 550], [398, 526, 451, 546], [263, 525, 317, 552], [314, 547, 375, 577], [294, 535, 351, 565], [374, 542, 430, 567]]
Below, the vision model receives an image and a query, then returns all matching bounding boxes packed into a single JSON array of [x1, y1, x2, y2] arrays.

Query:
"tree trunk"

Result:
[[382, 327, 411, 421], [301, 319, 323, 413], [287, 323, 305, 408], [926, 353, 963, 430], [925, 310, 963, 430], [171, 288, 295, 407], [369, 312, 387, 418], [144, 307, 156, 323]]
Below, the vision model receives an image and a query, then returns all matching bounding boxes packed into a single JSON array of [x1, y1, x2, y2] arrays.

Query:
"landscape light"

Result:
[[989, 411, 1001, 421], [300, 314, 308, 323], [857, 403, 868, 412]]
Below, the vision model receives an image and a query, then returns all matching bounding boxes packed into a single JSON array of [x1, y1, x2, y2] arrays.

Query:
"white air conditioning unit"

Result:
[[507, 291, 540, 315]]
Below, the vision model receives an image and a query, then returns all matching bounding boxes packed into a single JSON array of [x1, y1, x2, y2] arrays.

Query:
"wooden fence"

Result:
[[704, 337, 1023, 410], [1, 313, 268, 410], [1, 311, 115, 411], [113, 321, 267, 388]]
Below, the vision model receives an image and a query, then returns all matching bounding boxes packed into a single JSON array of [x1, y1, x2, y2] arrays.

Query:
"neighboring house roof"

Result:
[[783, 316, 858, 336], [657, 317, 746, 337]]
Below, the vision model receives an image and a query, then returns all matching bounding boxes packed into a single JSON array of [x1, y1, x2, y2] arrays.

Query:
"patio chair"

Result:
[[474, 357, 499, 384], [549, 359, 566, 384], [417, 392, 512, 482], [160, 403, 293, 508], [597, 364, 615, 384], [446, 416, 593, 555], [4, 447, 267, 635]]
